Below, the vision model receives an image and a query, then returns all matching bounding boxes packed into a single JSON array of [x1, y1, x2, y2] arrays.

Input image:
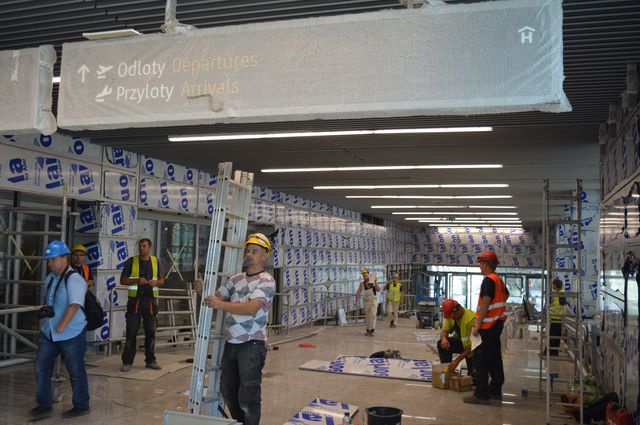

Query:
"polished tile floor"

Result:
[[0, 319, 571, 425]]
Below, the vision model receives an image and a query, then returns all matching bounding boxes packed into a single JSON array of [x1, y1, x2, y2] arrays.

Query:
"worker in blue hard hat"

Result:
[[31, 240, 90, 420]]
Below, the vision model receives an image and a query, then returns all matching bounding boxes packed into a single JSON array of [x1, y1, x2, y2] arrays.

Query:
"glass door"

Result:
[[449, 274, 468, 308]]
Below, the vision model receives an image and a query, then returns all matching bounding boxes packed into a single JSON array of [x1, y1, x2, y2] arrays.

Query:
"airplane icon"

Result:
[[96, 65, 114, 79], [95, 85, 113, 102]]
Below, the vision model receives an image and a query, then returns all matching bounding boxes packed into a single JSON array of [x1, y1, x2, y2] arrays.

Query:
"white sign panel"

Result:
[[0, 46, 57, 135], [58, 0, 568, 130], [2, 133, 101, 164]]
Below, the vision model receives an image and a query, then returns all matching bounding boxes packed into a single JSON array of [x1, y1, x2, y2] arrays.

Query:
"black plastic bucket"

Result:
[[366, 406, 403, 425]]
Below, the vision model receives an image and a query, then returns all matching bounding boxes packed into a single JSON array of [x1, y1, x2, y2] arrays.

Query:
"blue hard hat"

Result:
[[43, 240, 70, 259]]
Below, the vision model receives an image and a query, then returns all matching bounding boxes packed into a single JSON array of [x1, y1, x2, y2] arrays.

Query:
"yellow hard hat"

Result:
[[361, 268, 369, 274], [71, 244, 87, 253], [244, 233, 271, 254]]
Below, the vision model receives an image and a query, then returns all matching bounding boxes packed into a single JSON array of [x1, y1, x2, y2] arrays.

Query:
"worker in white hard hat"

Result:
[[356, 268, 380, 336], [205, 232, 275, 425]]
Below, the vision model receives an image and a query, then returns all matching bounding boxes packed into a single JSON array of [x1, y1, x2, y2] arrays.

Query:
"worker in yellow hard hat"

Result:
[[70, 244, 94, 289], [204, 232, 275, 425]]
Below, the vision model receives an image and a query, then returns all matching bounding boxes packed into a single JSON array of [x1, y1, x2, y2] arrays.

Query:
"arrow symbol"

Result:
[[77, 64, 90, 83]]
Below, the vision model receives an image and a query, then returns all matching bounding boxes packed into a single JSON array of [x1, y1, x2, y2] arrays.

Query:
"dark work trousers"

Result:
[[549, 322, 562, 356], [437, 336, 474, 375], [121, 297, 157, 366], [221, 340, 267, 425], [474, 320, 505, 400]]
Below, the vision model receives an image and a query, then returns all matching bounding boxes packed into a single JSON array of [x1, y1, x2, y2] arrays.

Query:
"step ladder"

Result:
[[540, 179, 585, 425], [187, 162, 254, 417]]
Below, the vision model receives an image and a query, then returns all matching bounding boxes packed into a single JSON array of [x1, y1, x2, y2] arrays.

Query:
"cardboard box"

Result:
[[449, 374, 474, 392], [431, 363, 451, 390]]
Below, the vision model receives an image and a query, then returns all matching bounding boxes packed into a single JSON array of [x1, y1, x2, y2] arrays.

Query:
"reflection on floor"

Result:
[[0, 318, 569, 425]]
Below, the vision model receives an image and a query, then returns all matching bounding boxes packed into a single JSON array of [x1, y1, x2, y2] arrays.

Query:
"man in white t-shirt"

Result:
[[205, 233, 275, 425]]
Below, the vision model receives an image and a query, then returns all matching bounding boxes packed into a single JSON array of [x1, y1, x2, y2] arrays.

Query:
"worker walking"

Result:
[[549, 278, 567, 356], [31, 241, 90, 420], [464, 251, 509, 405], [120, 238, 165, 372], [205, 233, 276, 425], [385, 272, 402, 328], [438, 298, 475, 376], [356, 268, 380, 336], [70, 244, 94, 289]]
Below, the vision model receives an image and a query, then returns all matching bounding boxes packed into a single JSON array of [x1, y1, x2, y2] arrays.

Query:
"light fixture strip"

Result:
[[314, 183, 508, 190], [261, 164, 503, 173], [391, 212, 518, 216], [371, 205, 516, 209], [346, 195, 513, 199], [170, 127, 493, 143]]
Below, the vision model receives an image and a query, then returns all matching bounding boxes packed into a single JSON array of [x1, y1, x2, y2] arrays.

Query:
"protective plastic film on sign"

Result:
[[1, 46, 57, 135], [58, 0, 568, 130]]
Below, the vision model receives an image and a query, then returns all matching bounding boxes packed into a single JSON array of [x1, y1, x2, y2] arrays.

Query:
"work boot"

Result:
[[463, 395, 490, 405], [146, 362, 162, 370], [30, 406, 52, 420], [120, 364, 132, 372], [62, 407, 90, 418], [370, 329, 375, 336], [490, 393, 503, 404]]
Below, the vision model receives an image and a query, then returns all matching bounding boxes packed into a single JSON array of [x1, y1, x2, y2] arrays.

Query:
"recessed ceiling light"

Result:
[[261, 164, 503, 173], [314, 184, 508, 190], [347, 195, 513, 199], [170, 127, 493, 142]]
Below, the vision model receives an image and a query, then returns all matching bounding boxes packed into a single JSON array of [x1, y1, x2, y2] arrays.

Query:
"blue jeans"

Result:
[[35, 329, 89, 410], [220, 340, 266, 425]]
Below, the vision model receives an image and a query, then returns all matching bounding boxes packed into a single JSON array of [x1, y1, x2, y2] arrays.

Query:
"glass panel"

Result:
[[505, 276, 524, 304], [159, 221, 196, 289], [469, 274, 485, 306], [449, 274, 468, 308], [528, 277, 543, 311]]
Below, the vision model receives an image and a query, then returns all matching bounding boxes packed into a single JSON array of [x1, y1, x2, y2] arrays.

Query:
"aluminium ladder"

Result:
[[540, 179, 585, 425], [188, 162, 254, 417]]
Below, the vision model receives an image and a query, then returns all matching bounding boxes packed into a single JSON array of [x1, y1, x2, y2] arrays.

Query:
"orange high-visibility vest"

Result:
[[476, 273, 507, 329], [78, 264, 90, 282]]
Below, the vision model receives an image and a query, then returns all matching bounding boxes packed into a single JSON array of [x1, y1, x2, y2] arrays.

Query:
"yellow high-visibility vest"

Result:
[[128, 255, 159, 298], [388, 282, 402, 302], [443, 308, 476, 357], [550, 289, 565, 320]]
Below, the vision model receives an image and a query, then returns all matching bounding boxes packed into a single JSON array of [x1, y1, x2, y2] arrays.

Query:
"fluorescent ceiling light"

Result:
[[83, 29, 141, 40], [315, 183, 508, 190], [262, 164, 503, 173], [428, 224, 523, 228], [371, 205, 516, 209], [170, 127, 493, 142], [469, 205, 517, 209], [347, 195, 513, 199], [392, 212, 518, 216], [479, 217, 522, 221], [52, 76, 60, 84]]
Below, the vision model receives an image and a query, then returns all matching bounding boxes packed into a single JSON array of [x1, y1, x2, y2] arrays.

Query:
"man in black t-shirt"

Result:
[[119, 238, 165, 372]]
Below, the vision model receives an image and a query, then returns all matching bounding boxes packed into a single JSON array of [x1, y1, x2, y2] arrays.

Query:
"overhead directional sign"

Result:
[[58, 0, 569, 131]]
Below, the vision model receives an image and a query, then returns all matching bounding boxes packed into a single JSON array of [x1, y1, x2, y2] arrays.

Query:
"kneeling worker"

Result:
[[438, 298, 475, 375]]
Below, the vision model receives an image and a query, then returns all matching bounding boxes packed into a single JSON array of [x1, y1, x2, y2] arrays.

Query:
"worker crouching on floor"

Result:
[[438, 298, 475, 376], [356, 268, 380, 336], [464, 251, 509, 405]]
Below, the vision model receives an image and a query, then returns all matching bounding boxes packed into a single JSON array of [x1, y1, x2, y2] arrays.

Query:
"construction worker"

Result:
[[464, 251, 509, 405], [119, 238, 165, 372], [205, 233, 276, 425], [385, 272, 402, 328], [70, 244, 94, 289], [438, 298, 475, 376], [32, 241, 89, 420], [549, 278, 567, 356], [356, 268, 380, 336]]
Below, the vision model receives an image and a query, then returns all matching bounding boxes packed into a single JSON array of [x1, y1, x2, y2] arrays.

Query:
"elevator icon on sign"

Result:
[[518, 26, 535, 44]]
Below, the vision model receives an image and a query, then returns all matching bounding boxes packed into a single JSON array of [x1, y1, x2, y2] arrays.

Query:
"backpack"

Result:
[[50, 269, 105, 331]]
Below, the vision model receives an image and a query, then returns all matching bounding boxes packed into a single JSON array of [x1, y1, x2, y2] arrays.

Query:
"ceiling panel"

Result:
[[1, 0, 637, 227]]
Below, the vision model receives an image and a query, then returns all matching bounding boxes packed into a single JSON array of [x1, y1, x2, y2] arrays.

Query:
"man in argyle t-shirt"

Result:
[[205, 233, 275, 425]]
